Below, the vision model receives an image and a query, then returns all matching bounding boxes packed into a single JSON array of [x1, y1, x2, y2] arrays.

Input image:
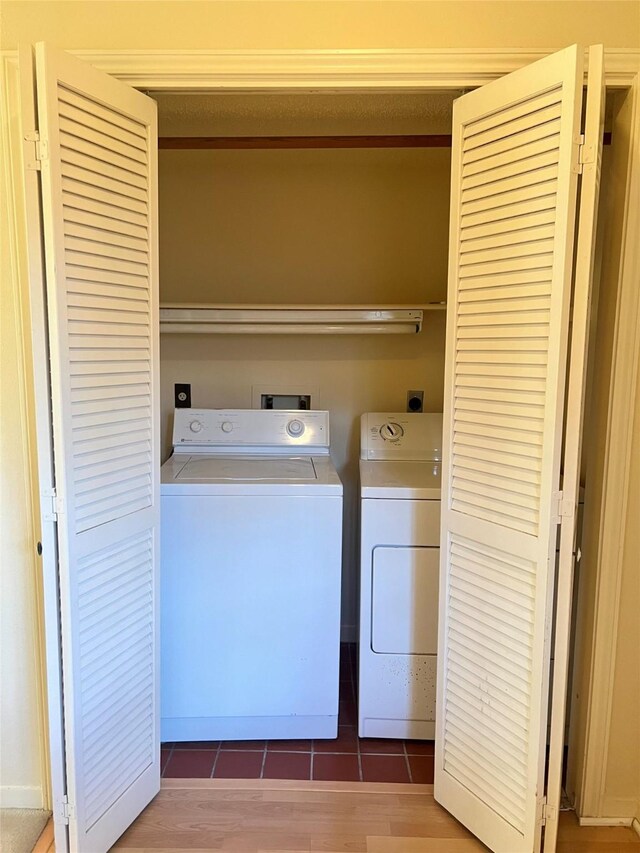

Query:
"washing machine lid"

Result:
[[161, 454, 342, 496], [175, 455, 316, 481], [360, 459, 441, 499]]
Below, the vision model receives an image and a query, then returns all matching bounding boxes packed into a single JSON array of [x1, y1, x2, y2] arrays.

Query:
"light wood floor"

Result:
[[109, 779, 640, 852], [32, 816, 55, 853]]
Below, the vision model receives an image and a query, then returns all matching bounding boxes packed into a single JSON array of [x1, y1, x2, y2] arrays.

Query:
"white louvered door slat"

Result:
[[34, 43, 159, 853], [435, 45, 595, 853]]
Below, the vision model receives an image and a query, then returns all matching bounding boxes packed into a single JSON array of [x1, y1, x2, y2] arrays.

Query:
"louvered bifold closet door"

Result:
[[34, 44, 159, 853], [435, 46, 585, 853]]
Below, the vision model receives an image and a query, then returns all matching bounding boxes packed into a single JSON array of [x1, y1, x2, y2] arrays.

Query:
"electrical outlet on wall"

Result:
[[407, 390, 424, 413], [175, 383, 191, 408]]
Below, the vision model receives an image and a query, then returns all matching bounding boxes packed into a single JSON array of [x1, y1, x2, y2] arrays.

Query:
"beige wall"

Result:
[[155, 92, 454, 304], [0, 233, 45, 809], [0, 59, 46, 808], [160, 149, 450, 304], [159, 148, 451, 305], [2, 1, 639, 51], [601, 367, 640, 818], [1, 0, 639, 814]]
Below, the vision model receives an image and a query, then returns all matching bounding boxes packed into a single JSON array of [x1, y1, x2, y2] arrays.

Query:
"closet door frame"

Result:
[[3, 46, 639, 847]]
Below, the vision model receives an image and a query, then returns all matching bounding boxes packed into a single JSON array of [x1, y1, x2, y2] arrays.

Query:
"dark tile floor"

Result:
[[162, 643, 435, 783]]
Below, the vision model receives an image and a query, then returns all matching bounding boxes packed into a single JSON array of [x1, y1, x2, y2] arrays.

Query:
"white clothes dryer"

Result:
[[358, 412, 443, 740], [161, 408, 343, 742]]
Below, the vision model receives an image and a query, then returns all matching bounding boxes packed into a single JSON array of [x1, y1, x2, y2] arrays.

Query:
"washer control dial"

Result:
[[221, 421, 234, 433], [287, 419, 306, 438], [380, 422, 404, 441], [189, 420, 203, 433]]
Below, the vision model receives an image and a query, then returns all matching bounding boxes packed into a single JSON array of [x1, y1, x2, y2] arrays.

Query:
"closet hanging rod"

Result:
[[159, 306, 430, 335], [158, 133, 612, 150]]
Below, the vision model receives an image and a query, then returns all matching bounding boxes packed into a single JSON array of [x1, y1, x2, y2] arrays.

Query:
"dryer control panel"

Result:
[[360, 412, 443, 461], [172, 408, 330, 455]]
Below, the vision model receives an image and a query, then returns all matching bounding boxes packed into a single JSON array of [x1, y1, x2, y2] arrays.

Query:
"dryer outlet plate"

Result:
[[407, 390, 424, 413]]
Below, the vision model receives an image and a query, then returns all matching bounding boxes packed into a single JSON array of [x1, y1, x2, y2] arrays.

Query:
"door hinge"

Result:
[[552, 490, 574, 525], [60, 794, 74, 824], [572, 133, 586, 174], [537, 795, 558, 827], [24, 130, 49, 171], [42, 487, 63, 522]]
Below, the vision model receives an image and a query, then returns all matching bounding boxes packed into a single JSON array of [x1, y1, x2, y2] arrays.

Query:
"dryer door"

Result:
[[372, 546, 439, 655]]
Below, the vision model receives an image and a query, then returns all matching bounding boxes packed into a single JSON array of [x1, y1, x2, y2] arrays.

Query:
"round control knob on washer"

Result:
[[380, 422, 404, 441], [221, 421, 234, 433], [189, 420, 203, 433], [287, 419, 305, 437]]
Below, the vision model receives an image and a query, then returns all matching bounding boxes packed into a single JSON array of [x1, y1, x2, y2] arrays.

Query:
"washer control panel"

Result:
[[172, 408, 329, 454], [361, 412, 443, 461]]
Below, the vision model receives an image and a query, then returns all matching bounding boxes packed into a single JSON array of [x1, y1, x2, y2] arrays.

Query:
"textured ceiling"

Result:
[[153, 91, 460, 136]]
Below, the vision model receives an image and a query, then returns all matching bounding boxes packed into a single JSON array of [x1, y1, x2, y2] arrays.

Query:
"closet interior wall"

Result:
[[155, 91, 453, 638]]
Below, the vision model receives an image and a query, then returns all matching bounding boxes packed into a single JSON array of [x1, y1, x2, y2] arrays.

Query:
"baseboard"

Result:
[[341, 624, 357, 643], [632, 817, 640, 839], [0, 785, 44, 808], [578, 816, 634, 827]]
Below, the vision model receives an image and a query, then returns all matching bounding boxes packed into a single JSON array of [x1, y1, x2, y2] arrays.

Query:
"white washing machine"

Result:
[[161, 408, 343, 742], [358, 412, 443, 740]]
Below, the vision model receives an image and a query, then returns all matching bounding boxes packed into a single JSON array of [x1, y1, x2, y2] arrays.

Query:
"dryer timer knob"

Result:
[[189, 420, 203, 433], [221, 421, 233, 433], [380, 422, 404, 441]]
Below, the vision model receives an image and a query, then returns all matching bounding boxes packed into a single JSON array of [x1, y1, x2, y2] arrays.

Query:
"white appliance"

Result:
[[161, 408, 343, 742], [358, 412, 443, 740]]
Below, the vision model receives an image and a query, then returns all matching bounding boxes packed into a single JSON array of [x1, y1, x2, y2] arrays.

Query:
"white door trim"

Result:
[[571, 68, 640, 818], [44, 47, 640, 90], [3, 46, 639, 89], [2, 45, 639, 832]]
